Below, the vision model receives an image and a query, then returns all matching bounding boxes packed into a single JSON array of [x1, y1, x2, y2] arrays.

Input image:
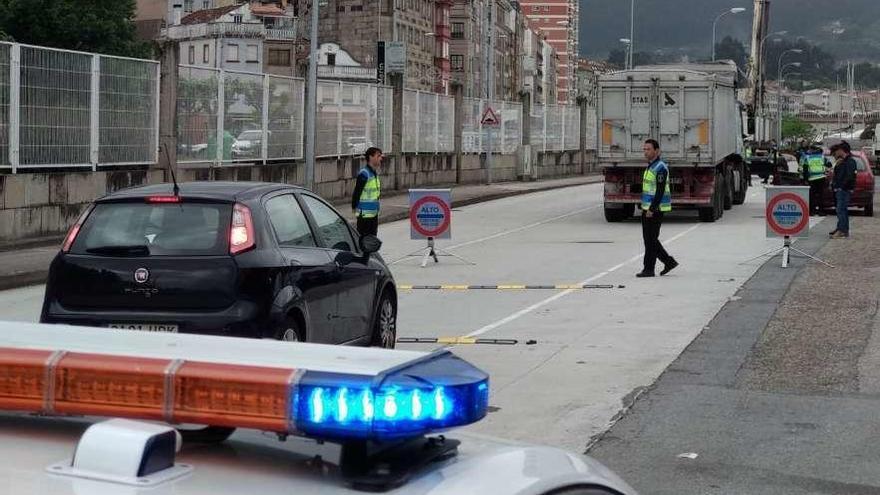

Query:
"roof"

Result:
[[250, 3, 288, 16], [101, 181, 304, 202], [180, 4, 243, 25]]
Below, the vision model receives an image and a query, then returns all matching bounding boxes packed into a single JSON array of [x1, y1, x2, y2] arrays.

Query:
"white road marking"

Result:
[[464, 224, 702, 338], [446, 204, 603, 251]]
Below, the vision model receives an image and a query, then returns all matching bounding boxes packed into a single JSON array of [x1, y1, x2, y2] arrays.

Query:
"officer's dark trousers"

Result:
[[356, 216, 378, 236], [642, 211, 673, 273], [809, 178, 826, 214]]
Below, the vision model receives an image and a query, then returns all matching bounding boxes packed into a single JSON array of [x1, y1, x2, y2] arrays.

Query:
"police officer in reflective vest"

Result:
[[351, 147, 383, 236], [637, 139, 678, 278], [800, 145, 828, 216]]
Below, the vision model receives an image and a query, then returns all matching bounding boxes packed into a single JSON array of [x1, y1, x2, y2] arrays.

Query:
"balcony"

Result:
[[266, 28, 296, 40], [317, 65, 378, 82], [166, 22, 267, 40]]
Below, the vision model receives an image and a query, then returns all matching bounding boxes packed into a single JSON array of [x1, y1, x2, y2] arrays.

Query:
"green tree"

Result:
[[781, 115, 814, 142], [0, 0, 151, 58]]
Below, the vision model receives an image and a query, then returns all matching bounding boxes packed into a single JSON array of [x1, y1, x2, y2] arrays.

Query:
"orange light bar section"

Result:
[[0, 348, 54, 411], [53, 353, 170, 420], [172, 362, 295, 432]]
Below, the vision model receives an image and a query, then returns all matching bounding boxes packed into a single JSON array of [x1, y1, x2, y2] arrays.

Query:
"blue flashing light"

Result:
[[292, 351, 489, 441]]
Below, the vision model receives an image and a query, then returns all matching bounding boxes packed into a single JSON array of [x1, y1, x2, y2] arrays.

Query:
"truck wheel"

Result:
[[723, 173, 733, 210], [866, 199, 874, 217], [698, 207, 716, 222]]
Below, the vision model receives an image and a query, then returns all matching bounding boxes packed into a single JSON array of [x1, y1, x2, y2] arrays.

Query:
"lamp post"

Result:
[[619, 38, 632, 69], [754, 30, 787, 140], [712, 7, 746, 61], [777, 61, 801, 142], [628, 0, 634, 71]]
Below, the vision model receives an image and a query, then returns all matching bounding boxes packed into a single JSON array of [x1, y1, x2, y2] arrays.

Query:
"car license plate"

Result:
[[108, 323, 178, 333]]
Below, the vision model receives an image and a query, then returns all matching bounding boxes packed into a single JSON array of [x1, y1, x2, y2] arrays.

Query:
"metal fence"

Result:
[[0, 41, 159, 172], [402, 90, 454, 153], [177, 65, 305, 164], [531, 103, 580, 152], [462, 98, 522, 154], [315, 80, 392, 158]]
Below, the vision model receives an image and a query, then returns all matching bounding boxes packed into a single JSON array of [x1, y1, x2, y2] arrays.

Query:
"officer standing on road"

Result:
[[637, 139, 678, 278], [351, 147, 383, 236], [800, 144, 828, 216], [829, 141, 857, 239]]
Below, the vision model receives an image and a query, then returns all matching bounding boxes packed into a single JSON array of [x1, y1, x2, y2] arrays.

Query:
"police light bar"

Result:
[[0, 322, 489, 442]]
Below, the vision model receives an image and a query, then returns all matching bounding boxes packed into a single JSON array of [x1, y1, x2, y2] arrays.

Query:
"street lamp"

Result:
[[619, 38, 632, 69], [712, 7, 746, 61], [628, 0, 635, 72], [776, 60, 801, 142]]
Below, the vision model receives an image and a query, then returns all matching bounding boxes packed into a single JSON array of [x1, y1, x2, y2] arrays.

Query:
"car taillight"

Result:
[[146, 195, 181, 203], [61, 205, 94, 253], [230, 203, 255, 255]]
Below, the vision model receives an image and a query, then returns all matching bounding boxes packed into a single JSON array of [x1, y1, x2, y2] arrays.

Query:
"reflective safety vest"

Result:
[[801, 153, 826, 182], [745, 148, 753, 159], [642, 159, 672, 212], [356, 167, 381, 218]]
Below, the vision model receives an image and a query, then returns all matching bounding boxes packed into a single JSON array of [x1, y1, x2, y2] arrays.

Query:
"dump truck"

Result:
[[597, 62, 748, 222]]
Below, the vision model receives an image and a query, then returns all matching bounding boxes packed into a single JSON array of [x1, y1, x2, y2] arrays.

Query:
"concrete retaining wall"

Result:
[[0, 150, 592, 245]]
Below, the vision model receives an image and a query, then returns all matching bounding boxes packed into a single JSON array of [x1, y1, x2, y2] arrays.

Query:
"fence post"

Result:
[[9, 44, 20, 173], [89, 55, 101, 171], [579, 98, 588, 174], [542, 103, 548, 153], [364, 86, 372, 149], [216, 70, 225, 166], [433, 93, 439, 154], [453, 82, 463, 183], [262, 74, 270, 163], [390, 73, 403, 190], [414, 91, 421, 153], [157, 40, 178, 176], [336, 81, 343, 157], [560, 105, 566, 156], [520, 90, 531, 181]]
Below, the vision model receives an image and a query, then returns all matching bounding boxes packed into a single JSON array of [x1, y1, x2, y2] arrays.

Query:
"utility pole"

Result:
[[484, 0, 494, 185], [303, 0, 320, 191]]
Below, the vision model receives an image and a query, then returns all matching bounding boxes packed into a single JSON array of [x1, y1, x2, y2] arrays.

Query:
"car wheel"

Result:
[[372, 292, 396, 349], [276, 315, 304, 342]]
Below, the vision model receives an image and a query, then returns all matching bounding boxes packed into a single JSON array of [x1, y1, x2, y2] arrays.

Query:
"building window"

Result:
[[451, 22, 464, 39], [184, 0, 194, 13], [451, 55, 464, 71], [246, 44, 259, 62], [226, 44, 240, 62], [202, 43, 210, 63], [531, 5, 539, 12], [337, 5, 345, 12], [188, 45, 195, 64], [202, 0, 210, 8], [233, 14, 243, 24], [268, 49, 291, 66], [327, 53, 336, 66], [351, 5, 363, 12]]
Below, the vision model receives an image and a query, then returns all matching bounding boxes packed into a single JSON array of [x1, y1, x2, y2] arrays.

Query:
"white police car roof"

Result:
[[0, 322, 637, 495]]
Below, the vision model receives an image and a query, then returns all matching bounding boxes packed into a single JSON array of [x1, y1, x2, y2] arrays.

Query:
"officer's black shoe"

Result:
[[635, 271, 655, 278], [660, 260, 679, 276]]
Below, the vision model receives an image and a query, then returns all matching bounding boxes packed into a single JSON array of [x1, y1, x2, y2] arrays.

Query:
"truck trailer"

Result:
[[597, 62, 748, 222]]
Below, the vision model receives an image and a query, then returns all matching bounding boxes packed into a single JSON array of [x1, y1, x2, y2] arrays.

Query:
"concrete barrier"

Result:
[[0, 150, 589, 245]]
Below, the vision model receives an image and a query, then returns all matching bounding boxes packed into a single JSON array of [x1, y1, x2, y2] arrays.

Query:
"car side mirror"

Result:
[[360, 234, 382, 255], [334, 251, 356, 266]]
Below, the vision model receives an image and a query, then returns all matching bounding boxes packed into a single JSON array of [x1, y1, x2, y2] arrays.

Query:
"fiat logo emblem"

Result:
[[134, 268, 150, 284]]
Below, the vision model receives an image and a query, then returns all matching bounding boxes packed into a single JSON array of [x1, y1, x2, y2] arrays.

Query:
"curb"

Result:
[[0, 175, 603, 291]]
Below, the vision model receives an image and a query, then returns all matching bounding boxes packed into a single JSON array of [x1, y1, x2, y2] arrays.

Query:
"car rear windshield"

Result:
[[70, 202, 232, 256]]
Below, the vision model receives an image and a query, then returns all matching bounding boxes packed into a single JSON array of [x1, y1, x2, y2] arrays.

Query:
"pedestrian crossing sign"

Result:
[[480, 106, 500, 126]]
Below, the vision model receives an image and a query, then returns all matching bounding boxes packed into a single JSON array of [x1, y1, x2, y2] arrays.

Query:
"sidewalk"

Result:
[[589, 215, 880, 493], [0, 175, 602, 291]]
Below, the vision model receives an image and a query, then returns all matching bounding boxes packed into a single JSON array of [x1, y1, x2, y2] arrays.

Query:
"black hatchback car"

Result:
[[40, 182, 397, 348]]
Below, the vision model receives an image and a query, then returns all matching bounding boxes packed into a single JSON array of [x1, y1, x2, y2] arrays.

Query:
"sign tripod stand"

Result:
[[394, 237, 476, 268], [742, 235, 833, 268]]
